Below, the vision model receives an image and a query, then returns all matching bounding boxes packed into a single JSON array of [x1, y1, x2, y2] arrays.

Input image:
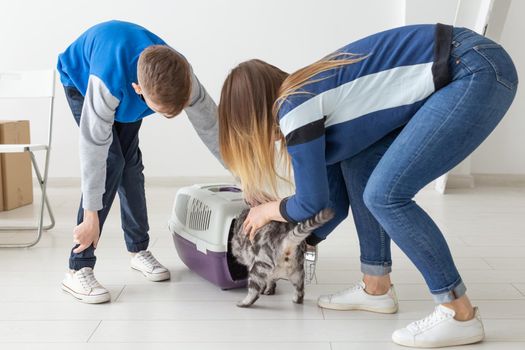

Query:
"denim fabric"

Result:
[[311, 129, 402, 275], [312, 27, 518, 303], [64, 86, 150, 270]]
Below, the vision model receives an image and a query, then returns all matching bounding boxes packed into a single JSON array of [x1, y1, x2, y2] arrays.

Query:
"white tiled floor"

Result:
[[0, 183, 524, 349]]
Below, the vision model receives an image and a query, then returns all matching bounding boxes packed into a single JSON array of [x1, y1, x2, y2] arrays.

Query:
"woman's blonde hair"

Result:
[[219, 53, 365, 204]]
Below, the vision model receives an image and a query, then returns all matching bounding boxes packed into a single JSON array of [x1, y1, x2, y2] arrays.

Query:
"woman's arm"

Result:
[[244, 95, 329, 238], [243, 127, 330, 238]]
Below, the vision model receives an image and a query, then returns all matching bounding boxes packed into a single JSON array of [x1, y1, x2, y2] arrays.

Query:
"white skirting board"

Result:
[[436, 174, 475, 194], [42, 176, 236, 188], [40, 174, 525, 191]]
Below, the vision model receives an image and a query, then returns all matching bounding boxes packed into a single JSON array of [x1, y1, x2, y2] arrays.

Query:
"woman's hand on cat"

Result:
[[243, 200, 284, 240]]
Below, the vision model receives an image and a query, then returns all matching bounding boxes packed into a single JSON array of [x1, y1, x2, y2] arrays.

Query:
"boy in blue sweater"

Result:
[[58, 21, 221, 303]]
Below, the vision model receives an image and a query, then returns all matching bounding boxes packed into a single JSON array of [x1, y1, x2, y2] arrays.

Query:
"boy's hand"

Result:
[[73, 210, 100, 253]]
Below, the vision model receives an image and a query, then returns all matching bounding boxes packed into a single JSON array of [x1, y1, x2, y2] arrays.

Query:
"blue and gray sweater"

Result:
[[279, 24, 453, 223], [57, 21, 221, 211]]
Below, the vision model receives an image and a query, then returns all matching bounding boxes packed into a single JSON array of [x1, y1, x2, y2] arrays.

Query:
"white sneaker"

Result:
[[317, 281, 398, 313], [131, 250, 170, 282], [392, 305, 484, 348], [61, 267, 111, 304]]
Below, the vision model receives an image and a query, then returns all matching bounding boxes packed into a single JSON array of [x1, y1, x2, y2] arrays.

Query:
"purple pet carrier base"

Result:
[[172, 231, 247, 290]]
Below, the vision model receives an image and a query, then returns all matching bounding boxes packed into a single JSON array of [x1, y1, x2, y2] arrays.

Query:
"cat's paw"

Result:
[[263, 285, 276, 295], [293, 295, 304, 304], [237, 296, 258, 308], [236, 301, 251, 308], [237, 300, 256, 308]]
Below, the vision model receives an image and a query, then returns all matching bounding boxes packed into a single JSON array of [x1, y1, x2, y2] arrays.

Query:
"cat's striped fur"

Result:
[[231, 208, 334, 307]]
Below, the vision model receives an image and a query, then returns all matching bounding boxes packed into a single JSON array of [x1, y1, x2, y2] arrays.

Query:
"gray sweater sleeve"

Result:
[[79, 75, 119, 211], [184, 70, 224, 166]]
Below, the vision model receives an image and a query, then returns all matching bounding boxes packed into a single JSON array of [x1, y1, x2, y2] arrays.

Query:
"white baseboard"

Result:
[[432, 173, 525, 192], [40, 174, 525, 190], [42, 176, 237, 188], [444, 174, 476, 189], [473, 173, 525, 186], [144, 176, 237, 187]]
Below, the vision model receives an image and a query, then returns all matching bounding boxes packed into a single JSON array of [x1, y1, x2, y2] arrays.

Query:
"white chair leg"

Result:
[[31, 150, 55, 230], [0, 150, 55, 248]]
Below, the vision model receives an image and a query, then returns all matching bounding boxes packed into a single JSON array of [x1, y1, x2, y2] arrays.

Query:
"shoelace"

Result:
[[333, 282, 364, 297], [408, 306, 451, 333], [77, 269, 100, 291], [137, 251, 162, 270]]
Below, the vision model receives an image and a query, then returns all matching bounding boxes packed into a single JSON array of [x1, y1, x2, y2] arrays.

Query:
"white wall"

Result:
[[404, 0, 459, 24], [0, 0, 405, 180], [471, 0, 525, 174], [405, 0, 525, 175]]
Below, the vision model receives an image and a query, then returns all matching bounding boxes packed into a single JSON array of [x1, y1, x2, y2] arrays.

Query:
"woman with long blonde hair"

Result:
[[219, 24, 517, 348]]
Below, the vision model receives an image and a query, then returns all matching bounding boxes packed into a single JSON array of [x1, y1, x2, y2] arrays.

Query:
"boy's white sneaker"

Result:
[[392, 305, 484, 348], [131, 250, 170, 282], [317, 281, 398, 313], [61, 267, 110, 304]]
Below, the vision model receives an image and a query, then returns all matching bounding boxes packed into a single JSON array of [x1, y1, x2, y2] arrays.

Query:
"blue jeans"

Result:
[[64, 86, 150, 270], [313, 28, 518, 303]]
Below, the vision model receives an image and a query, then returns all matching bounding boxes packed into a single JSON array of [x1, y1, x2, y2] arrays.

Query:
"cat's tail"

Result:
[[287, 208, 335, 244]]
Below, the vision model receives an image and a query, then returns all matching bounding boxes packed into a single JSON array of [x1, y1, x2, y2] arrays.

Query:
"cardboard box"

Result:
[[0, 159, 3, 211], [0, 120, 33, 211]]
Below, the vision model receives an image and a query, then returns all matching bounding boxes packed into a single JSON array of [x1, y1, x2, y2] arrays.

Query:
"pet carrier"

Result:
[[168, 183, 248, 289]]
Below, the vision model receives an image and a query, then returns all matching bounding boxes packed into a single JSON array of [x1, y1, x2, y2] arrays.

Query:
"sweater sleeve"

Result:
[[78, 75, 119, 211], [279, 110, 330, 222], [184, 69, 224, 166]]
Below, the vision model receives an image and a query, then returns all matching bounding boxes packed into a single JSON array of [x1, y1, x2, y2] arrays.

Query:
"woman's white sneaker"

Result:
[[317, 281, 399, 313], [131, 250, 170, 282], [392, 305, 484, 348], [61, 267, 111, 304]]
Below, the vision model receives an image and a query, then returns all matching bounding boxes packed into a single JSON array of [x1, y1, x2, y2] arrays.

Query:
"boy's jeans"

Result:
[[64, 86, 150, 270], [310, 27, 518, 303]]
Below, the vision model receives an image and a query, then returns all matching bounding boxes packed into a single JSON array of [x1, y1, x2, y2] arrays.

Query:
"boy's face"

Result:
[[131, 83, 178, 118]]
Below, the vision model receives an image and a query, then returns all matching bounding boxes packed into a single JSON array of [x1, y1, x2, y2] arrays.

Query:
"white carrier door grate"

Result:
[[188, 197, 212, 231]]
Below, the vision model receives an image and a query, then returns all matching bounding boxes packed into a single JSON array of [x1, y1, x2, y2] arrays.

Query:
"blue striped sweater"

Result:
[[279, 24, 453, 223]]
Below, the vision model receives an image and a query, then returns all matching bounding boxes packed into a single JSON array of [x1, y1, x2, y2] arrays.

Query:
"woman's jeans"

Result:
[[63, 86, 150, 270], [314, 28, 518, 303]]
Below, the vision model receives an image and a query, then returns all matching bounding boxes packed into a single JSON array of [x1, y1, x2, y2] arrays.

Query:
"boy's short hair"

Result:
[[137, 45, 191, 117]]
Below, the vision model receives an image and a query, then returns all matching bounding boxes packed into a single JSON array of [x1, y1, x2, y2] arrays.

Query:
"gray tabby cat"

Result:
[[231, 208, 334, 307]]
